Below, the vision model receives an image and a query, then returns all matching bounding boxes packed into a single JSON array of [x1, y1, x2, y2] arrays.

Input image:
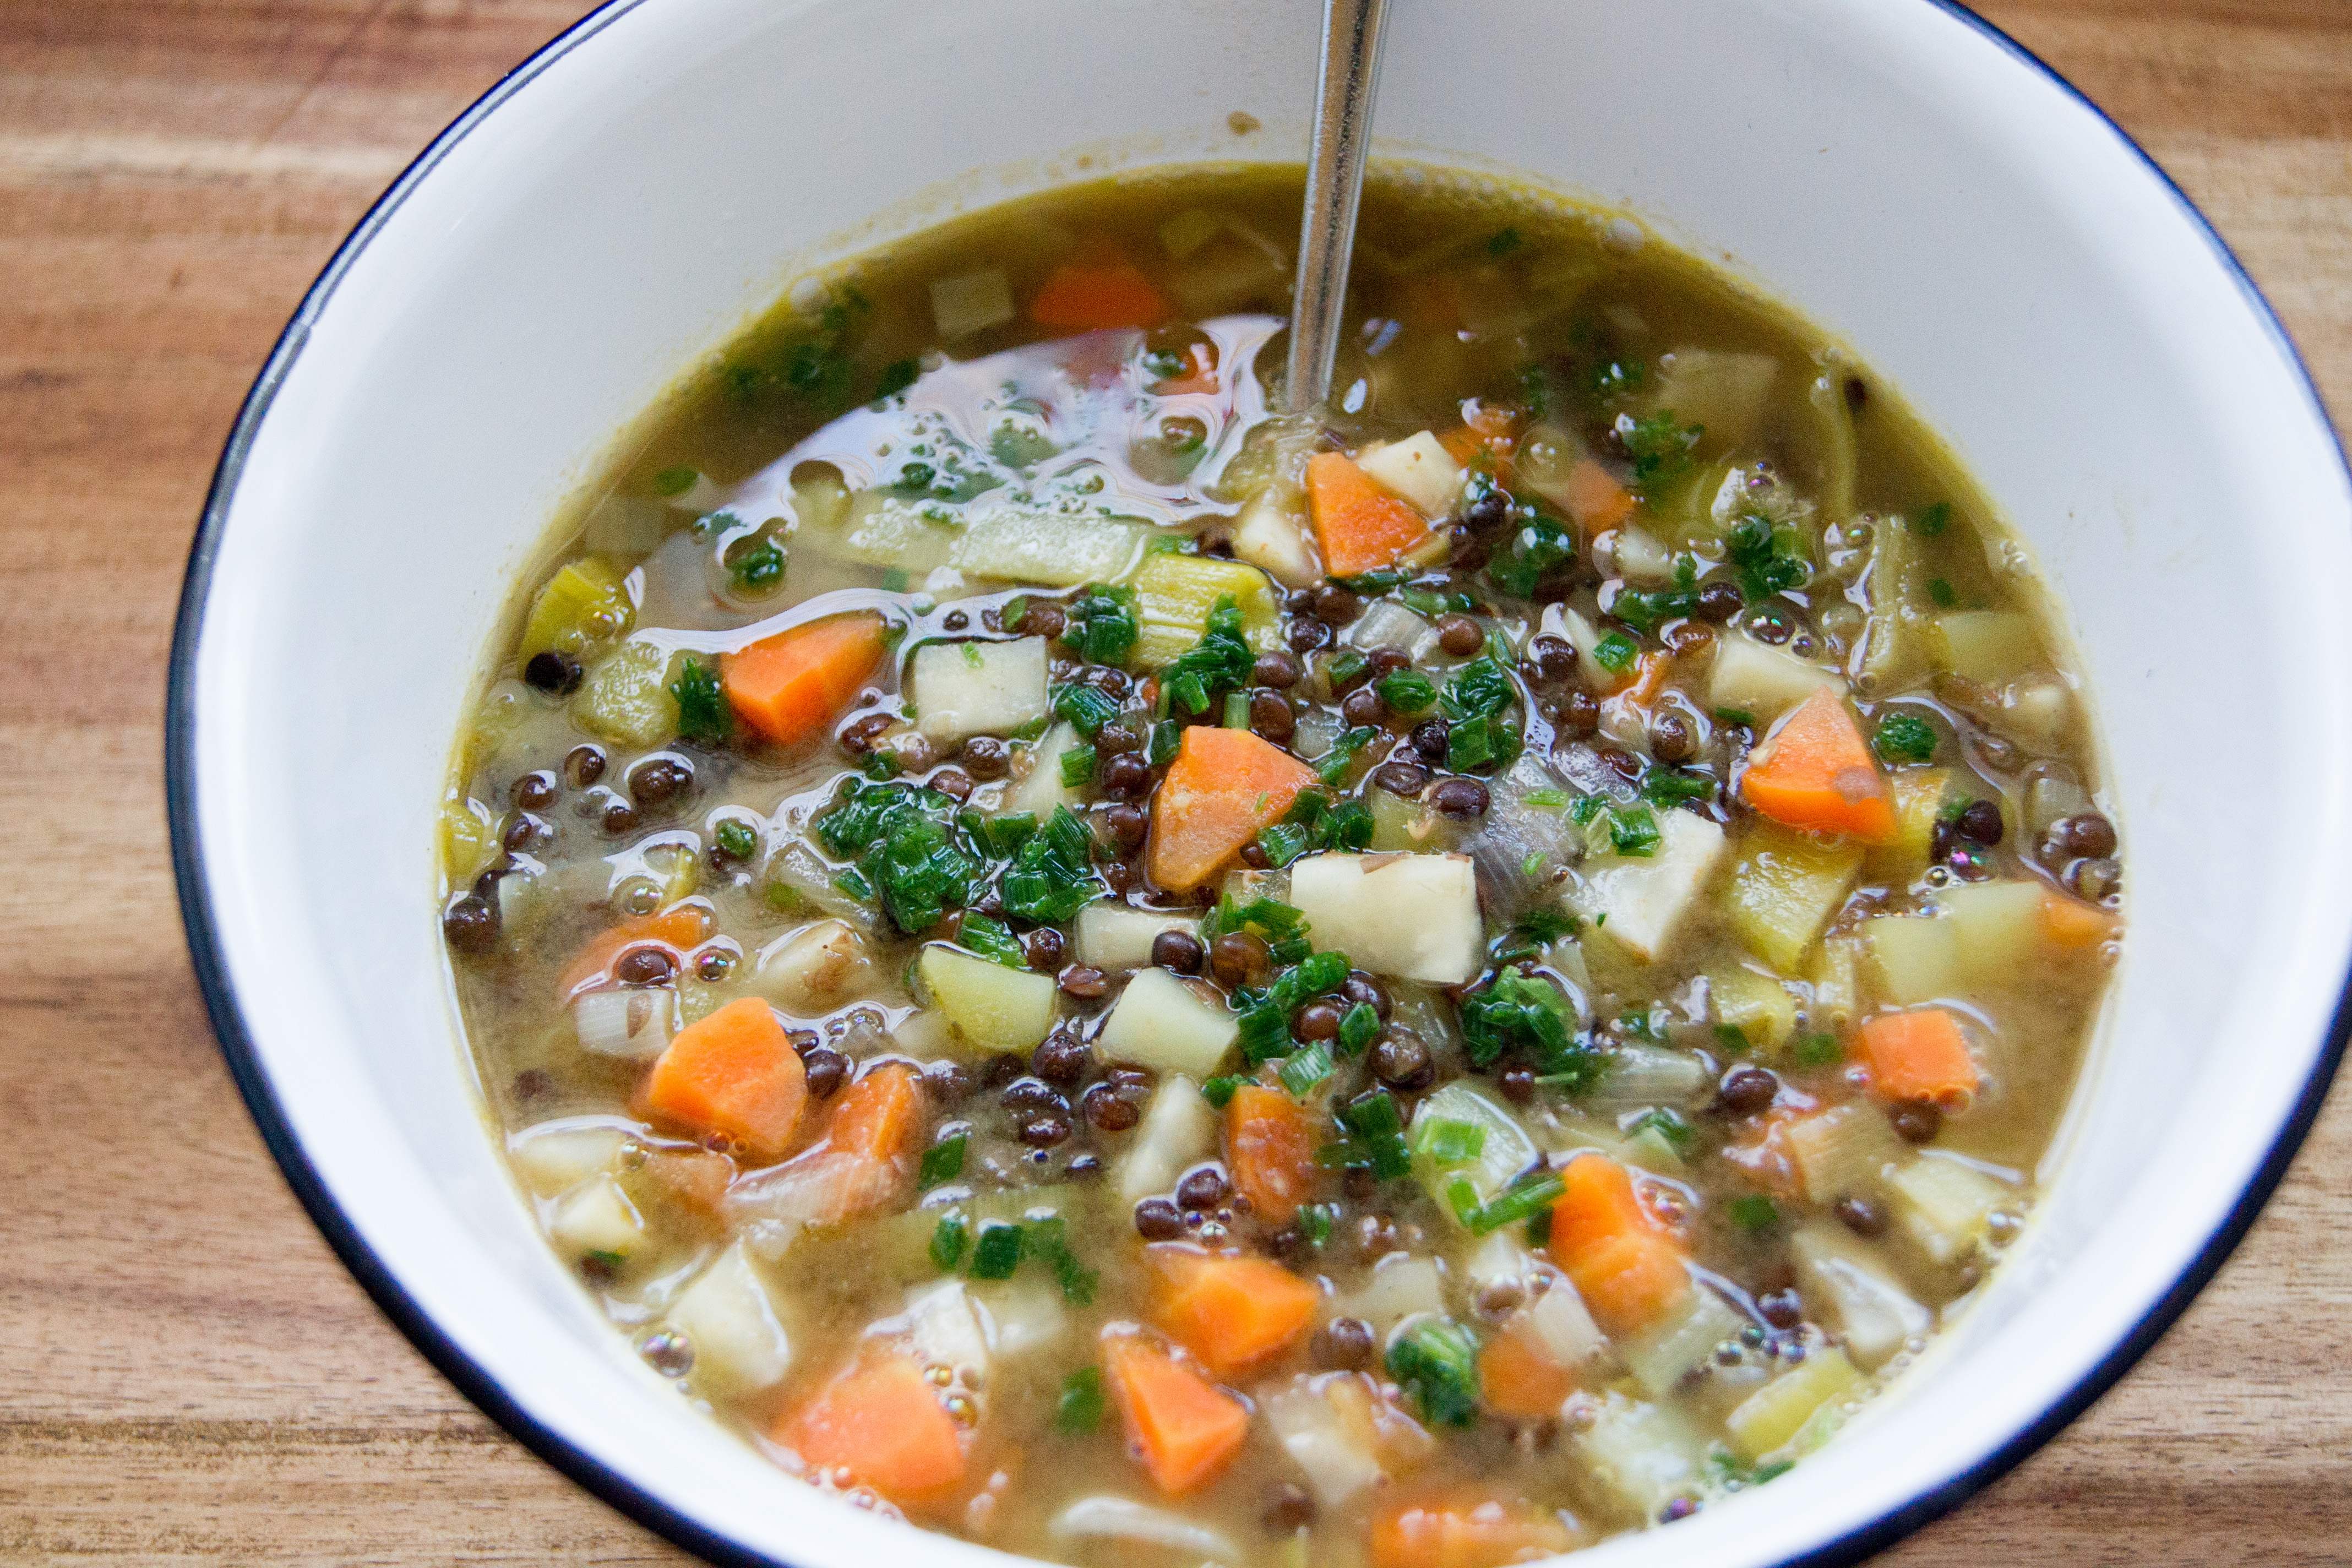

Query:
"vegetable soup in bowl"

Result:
[[168, 2, 2352, 1567]]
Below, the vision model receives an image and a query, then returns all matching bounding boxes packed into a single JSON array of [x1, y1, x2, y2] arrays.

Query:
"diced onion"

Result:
[[1049, 1496, 1239, 1560], [572, 987, 676, 1060]]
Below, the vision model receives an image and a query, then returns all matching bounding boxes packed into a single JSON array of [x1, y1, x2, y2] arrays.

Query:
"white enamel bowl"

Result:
[[168, 1, 2352, 1564]]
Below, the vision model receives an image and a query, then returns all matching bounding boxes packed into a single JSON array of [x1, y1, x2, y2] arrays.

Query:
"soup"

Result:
[[438, 166, 2120, 1565]]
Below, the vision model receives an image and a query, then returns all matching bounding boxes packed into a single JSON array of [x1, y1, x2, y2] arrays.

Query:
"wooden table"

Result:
[[4, 1, 2348, 1561]]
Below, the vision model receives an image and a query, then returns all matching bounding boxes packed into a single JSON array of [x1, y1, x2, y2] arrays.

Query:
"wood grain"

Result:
[[1, 1, 2346, 1562]]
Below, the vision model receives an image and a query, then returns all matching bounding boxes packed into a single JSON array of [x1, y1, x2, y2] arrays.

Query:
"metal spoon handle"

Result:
[[1283, 0, 1391, 413]]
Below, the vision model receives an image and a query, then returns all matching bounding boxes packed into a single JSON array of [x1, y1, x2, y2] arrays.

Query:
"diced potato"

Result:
[[1707, 635, 1844, 720], [1995, 676, 2075, 753], [1886, 1155, 2013, 1266], [911, 636, 1048, 743], [1232, 484, 1321, 589], [1570, 809, 1727, 963], [1289, 852, 1483, 985], [750, 918, 873, 1012], [916, 945, 1058, 1055], [1574, 1393, 1706, 1524], [520, 557, 633, 658], [548, 1172, 645, 1259], [1355, 431, 1466, 518], [574, 638, 677, 748], [1409, 1083, 1542, 1226], [1784, 1102, 1904, 1203], [1724, 1347, 1864, 1461], [1116, 1076, 1217, 1202], [1934, 879, 2045, 983], [1789, 1223, 1931, 1369], [509, 1121, 628, 1196], [1651, 349, 1781, 454], [1129, 553, 1281, 666], [1074, 904, 1199, 971], [1721, 824, 1863, 971], [971, 1276, 1073, 1360], [1861, 915, 1962, 1005], [1710, 963, 1799, 1052], [1093, 968, 1238, 1079], [1866, 767, 1954, 883], [1618, 1287, 1743, 1399], [667, 1240, 793, 1395], [1930, 611, 2040, 686], [900, 1279, 993, 1391], [929, 268, 1015, 337]]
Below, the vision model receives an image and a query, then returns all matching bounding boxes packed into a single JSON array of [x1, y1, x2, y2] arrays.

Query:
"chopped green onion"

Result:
[[918, 1133, 969, 1189], [1413, 1117, 1488, 1166], [1337, 1002, 1381, 1056], [1728, 1194, 1781, 1233], [1059, 744, 1097, 787], [929, 1211, 968, 1270], [1593, 632, 1638, 674], [1465, 1170, 1566, 1235], [968, 1222, 1023, 1280], [1054, 1366, 1106, 1435]]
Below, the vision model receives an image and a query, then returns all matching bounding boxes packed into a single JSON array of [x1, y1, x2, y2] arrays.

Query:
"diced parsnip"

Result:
[[1355, 431, 1466, 519], [1866, 768, 1954, 883], [667, 1239, 794, 1395], [1262, 1376, 1388, 1507], [1933, 879, 2045, 983], [1617, 1287, 1744, 1399], [1333, 1253, 1446, 1333], [1651, 349, 1781, 454], [1930, 611, 2040, 686], [1003, 721, 1081, 819], [910, 637, 1048, 743], [929, 268, 1015, 337], [1232, 484, 1321, 589], [1573, 1393, 1706, 1524], [1806, 938, 1860, 1032], [1409, 1083, 1542, 1226], [1093, 968, 1238, 1079], [549, 1172, 645, 1259], [1117, 1076, 1217, 1203], [831, 493, 1148, 585], [1288, 852, 1483, 985], [520, 557, 633, 659], [1522, 1281, 1608, 1368], [1862, 915, 1963, 1005], [575, 638, 678, 748], [1582, 1046, 1711, 1111], [1724, 1347, 1865, 1461], [1570, 809, 1728, 963], [1049, 1496, 1242, 1560], [1790, 1223, 1931, 1369], [750, 919, 873, 1012], [1886, 1155, 2013, 1266], [1074, 904, 1200, 971], [1129, 553, 1281, 666], [509, 1120, 629, 1196], [1707, 635, 1844, 720], [1709, 964, 1799, 1052], [1784, 1102, 1904, 1203], [916, 945, 1059, 1055], [1721, 824, 1863, 971]]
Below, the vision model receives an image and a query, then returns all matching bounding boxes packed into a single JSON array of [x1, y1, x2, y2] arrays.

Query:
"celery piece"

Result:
[[1866, 767, 1954, 884], [1129, 553, 1282, 666], [1708, 965, 1798, 1053], [1408, 1083, 1540, 1229], [574, 638, 678, 748], [1724, 1347, 1865, 1461], [1721, 823, 1863, 972], [519, 556, 632, 659], [916, 944, 1058, 1056]]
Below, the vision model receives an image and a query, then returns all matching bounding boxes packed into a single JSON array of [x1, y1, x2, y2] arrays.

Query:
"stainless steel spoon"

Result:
[[1283, 0, 1392, 414]]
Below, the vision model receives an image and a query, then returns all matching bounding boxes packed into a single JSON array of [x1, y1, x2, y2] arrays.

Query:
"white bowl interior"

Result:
[[178, 0, 2352, 1564]]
